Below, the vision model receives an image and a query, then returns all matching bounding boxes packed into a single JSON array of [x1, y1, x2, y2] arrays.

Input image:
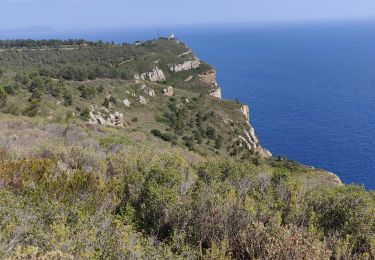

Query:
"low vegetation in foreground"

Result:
[[0, 39, 374, 259]]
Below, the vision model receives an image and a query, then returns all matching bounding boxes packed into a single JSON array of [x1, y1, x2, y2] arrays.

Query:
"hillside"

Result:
[[0, 38, 374, 259]]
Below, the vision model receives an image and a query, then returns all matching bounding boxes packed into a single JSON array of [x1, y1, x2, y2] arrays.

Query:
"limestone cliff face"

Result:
[[198, 69, 222, 99], [169, 60, 200, 72], [210, 88, 222, 99], [325, 171, 343, 185], [239, 104, 272, 157], [134, 67, 166, 82], [199, 69, 217, 85]]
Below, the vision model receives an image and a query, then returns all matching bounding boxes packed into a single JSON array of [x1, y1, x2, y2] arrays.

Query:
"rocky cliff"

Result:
[[169, 60, 201, 72], [0, 38, 271, 159], [120, 40, 270, 157], [134, 67, 166, 82]]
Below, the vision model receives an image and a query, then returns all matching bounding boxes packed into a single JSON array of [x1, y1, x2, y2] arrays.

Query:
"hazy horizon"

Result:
[[1, 0, 375, 31], [2, 18, 375, 42]]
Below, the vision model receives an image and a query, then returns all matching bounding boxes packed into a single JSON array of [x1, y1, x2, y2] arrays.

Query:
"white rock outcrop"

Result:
[[162, 86, 174, 97], [139, 96, 147, 105], [241, 105, 250, 121], [236, 103, 272, 157], [185, 75, 193, 82], [122, 99, 131, 108], [134, 67, 166, 82], [169, 60, 200, 72], [146, 89, 156, 97], [89, 108, 125, 127], [210, 88, 222, 99], [178, 50, 192, 57]]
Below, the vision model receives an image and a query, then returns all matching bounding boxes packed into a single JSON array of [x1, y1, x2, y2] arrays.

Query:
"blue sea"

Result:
[[2, 21, 375, 189]]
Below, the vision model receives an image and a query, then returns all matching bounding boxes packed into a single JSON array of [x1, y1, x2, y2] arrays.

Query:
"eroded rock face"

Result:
[[134, 67, 166, 82], [241, 105, 250, 121], [210, 88, 222, 99], [199, 69, 217, 86], [236, 103, 272, 158], [89, 108, 125, 127], [199, 69, 222, 99], [163, 86, 174, 97], [169, 60, 200, 72], [238, 126, 272, 158], [325, 171, 343, 186]]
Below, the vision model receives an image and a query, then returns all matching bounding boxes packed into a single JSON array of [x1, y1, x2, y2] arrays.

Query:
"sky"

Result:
[[1, 0, 375, 30]]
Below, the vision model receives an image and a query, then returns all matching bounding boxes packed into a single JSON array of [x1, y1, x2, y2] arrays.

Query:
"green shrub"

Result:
[[63, 92, 73, 106], [80, 107, 91, 121], [79, 85, 96, 99], [109, 96, 117, 105], [151, 129, 162, 137], [206, 126, 216, 139], [151, 129, 175, 142], [4, 85, 15, 95], [99, 134, 130, 148], [0, 86, 7, 108], [103, 98, 110, 108], [23, 99, 40, 117], [97, 84, 104, 93], [215, 135, 223, 149]]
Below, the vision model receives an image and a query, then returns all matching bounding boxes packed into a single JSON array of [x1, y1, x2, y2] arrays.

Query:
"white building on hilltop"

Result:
[[168, 33, 175, 40]]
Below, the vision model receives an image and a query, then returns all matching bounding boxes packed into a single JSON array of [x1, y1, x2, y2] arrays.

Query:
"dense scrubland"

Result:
[[0, 39, 374, 259]]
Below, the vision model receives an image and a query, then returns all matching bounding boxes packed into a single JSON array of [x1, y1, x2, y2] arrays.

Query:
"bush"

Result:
[[0, 86, 7, 108], [151, 129, 175, 142], [103, 98, 110, 108], [64, 92, 73, 106], [79, 85, 96, 99], [109, 96, 117, 105], [80, 107, 91, 121], [184, 139, 194, 149], [49, 84, 62, 97], [23, 99, 40, 117], [193, 130, 203, 144], [206, 126, 216, 139], [97, 84, 104, 93], [4, 85, 15, 95], [215, 135, 223, 149]]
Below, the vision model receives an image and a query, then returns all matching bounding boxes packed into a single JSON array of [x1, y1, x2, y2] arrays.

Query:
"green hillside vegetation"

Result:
[[0, 39, 374, 259]]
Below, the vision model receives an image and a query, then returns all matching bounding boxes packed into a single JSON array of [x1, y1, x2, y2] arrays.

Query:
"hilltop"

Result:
[[0, 38, 374, 259], [0, 38, 271, 158]]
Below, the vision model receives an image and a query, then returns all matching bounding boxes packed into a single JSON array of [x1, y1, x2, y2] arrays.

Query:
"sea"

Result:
[[1, 20, 375, 189]]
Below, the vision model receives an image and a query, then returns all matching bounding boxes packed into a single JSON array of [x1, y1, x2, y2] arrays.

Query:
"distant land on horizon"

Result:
[[2, 18, 375, 40]]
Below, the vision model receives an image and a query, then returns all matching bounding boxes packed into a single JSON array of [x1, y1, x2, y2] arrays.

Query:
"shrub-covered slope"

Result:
[[0, 39, 374, 259]]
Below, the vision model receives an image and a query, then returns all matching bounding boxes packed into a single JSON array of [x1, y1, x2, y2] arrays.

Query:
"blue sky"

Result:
[[1, 0, 375, 30]]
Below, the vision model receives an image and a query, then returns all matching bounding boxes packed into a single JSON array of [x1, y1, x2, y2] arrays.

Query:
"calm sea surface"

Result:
[[2, 21, 375, 189]]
